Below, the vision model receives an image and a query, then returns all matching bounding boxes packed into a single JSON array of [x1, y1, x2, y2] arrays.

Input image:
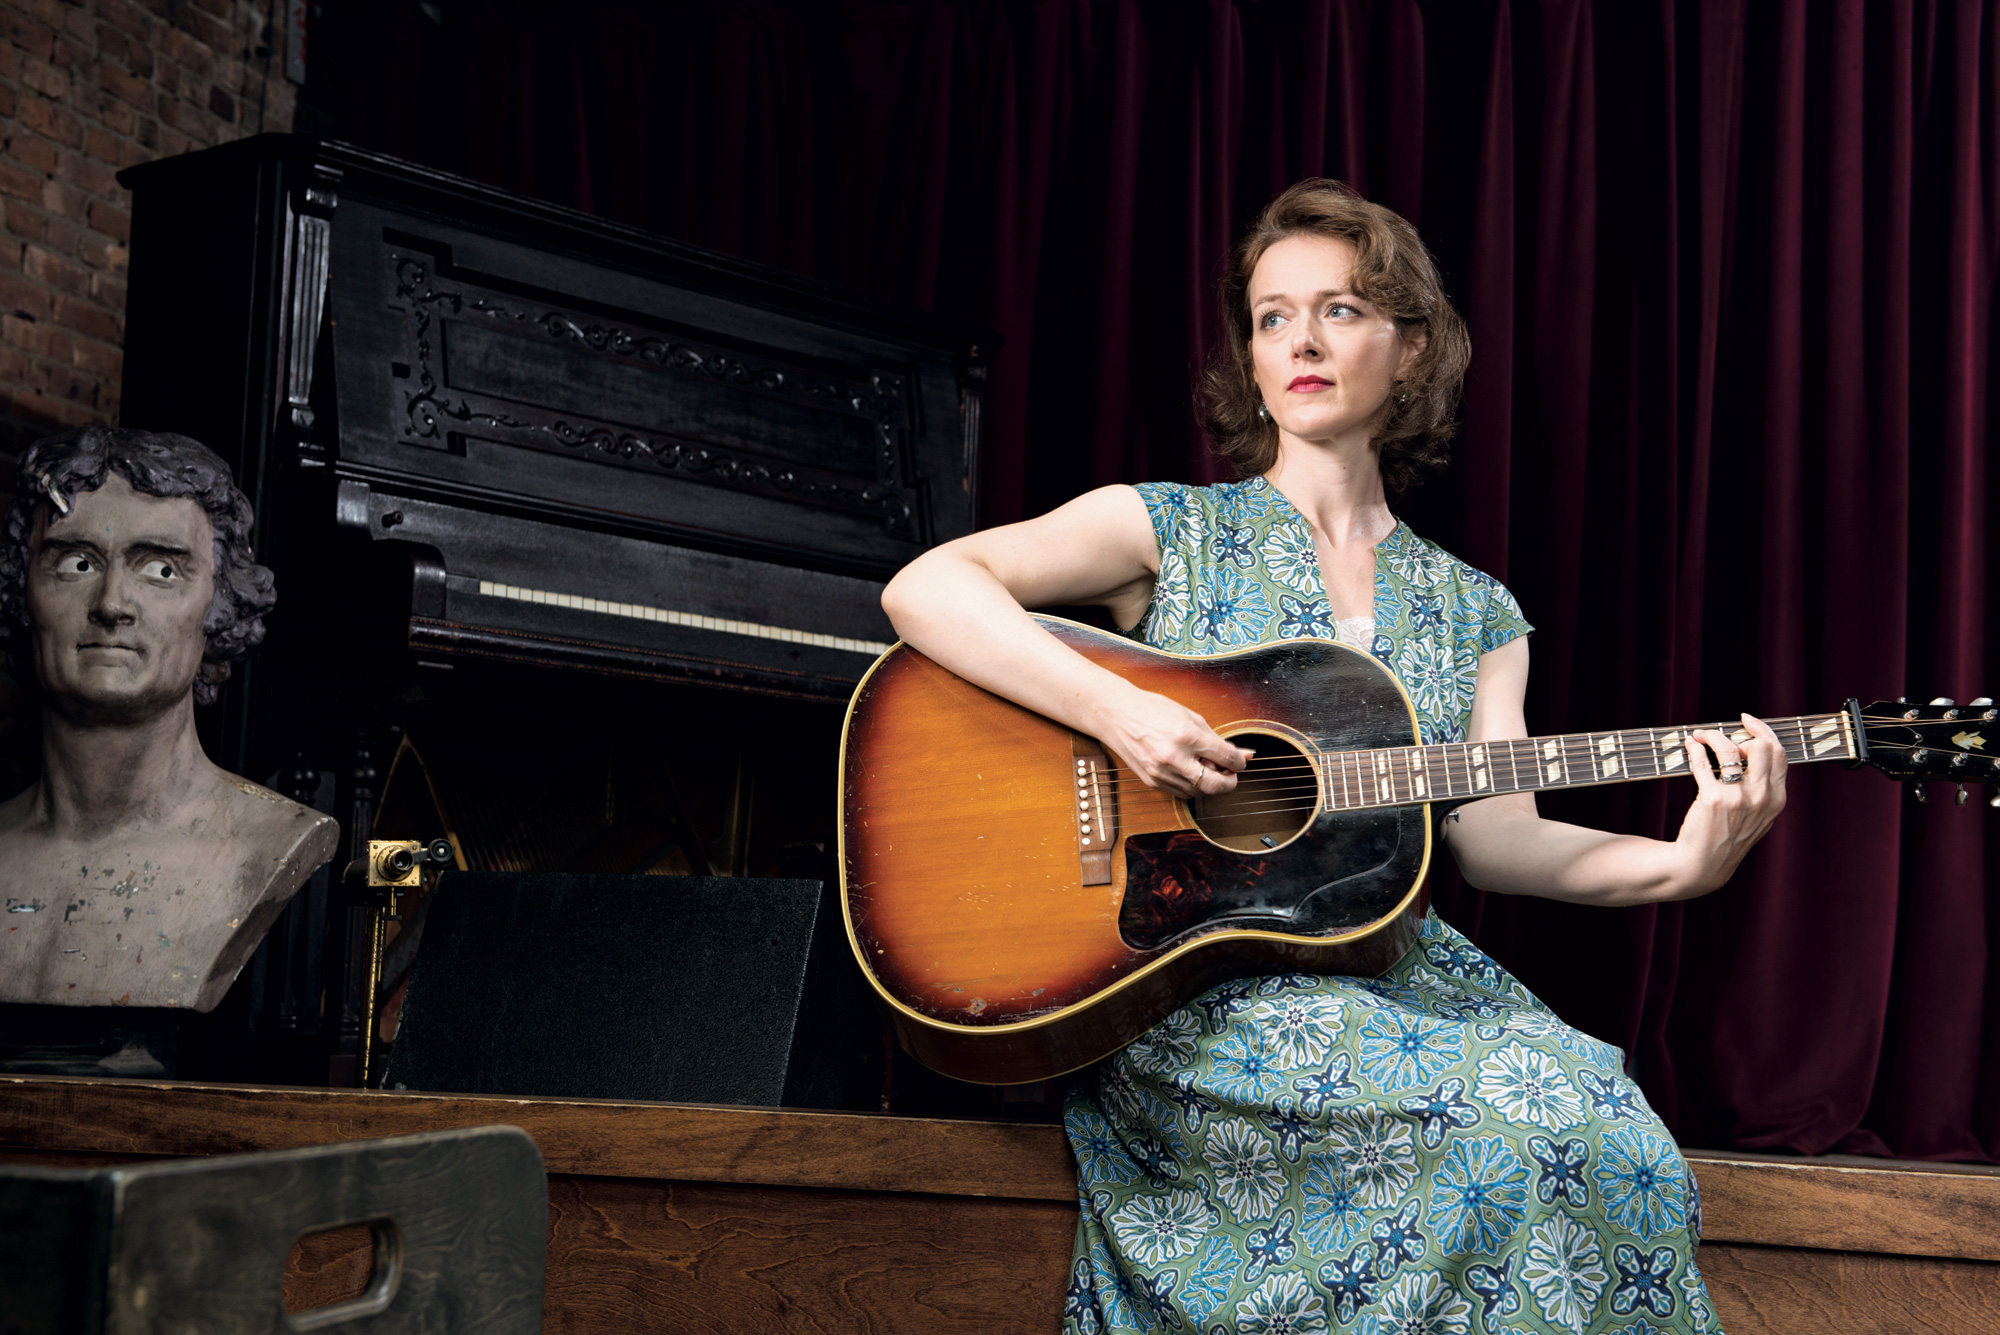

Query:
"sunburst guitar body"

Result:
[[839, 616, 1434, 1085]]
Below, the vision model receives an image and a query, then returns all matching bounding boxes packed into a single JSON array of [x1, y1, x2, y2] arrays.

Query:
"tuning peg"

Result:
[[1914, 782, 1928, 803], [1896, 696, 1908, 704], [1990, 790, 2000, 809], [1972, 697, 1995, 707], [1930, 697, 1956, 707], [1958, 785, 1971, 806]]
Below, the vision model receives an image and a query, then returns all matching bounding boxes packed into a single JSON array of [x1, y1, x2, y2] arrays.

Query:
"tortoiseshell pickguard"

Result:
[[1119, 807, 1418, 948]]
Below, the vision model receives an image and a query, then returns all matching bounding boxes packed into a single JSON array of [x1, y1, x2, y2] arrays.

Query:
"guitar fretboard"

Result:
[[1317, 712, 1857, 811]]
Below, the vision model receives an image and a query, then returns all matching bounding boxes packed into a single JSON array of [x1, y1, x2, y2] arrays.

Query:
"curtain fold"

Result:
[[332, 0, 1998, 1160]]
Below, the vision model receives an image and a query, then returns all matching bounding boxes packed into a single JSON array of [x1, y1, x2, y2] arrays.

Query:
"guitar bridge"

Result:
[[1073, 737, 1120, 885]]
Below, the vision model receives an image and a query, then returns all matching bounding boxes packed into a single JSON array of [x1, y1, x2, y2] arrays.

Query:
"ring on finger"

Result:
[[1721, 770, 1744, 784]]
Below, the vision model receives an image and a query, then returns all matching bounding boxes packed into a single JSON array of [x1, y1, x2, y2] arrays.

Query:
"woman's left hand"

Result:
[[1669, 712, 1789, 895]]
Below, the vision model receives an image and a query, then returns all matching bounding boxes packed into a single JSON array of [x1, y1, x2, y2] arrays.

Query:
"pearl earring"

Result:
[[1257, 400, 1271, 422]]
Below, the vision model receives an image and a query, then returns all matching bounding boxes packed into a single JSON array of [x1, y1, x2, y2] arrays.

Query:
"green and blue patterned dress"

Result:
[[1061, 476, 1719, 1335]]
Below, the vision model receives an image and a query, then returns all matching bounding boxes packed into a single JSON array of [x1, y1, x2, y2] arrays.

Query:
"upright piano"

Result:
[[116, 135, 989, 1094]]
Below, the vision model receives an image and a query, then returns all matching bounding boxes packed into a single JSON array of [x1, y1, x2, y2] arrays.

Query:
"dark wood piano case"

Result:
[[113, 136, 988, 1091]]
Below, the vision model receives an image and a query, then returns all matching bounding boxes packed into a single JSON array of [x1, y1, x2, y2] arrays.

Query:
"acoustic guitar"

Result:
[[839, 616, 1997, 1084]]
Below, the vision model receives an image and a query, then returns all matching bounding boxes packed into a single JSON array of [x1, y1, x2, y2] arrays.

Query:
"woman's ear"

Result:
[[1397, 328, 1428, 380]]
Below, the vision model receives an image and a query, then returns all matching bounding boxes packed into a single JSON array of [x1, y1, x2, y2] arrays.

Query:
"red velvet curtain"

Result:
[[337, 0, 1998, 1160]]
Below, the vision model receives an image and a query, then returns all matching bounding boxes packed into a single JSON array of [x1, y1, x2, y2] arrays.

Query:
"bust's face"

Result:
[[25, 473, 216, 721]]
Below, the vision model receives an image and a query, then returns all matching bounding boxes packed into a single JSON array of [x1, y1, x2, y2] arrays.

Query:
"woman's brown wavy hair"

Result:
[[1200, 179, 1470, 493]]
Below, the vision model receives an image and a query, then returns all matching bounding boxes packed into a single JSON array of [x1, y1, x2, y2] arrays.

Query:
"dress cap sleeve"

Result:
[[1130, 481, 1193, 556], [1479, 581, 1534, 654]]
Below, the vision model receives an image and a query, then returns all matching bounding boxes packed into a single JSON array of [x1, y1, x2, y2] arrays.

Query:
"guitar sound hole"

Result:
[[1191, 731, 1318, 852]]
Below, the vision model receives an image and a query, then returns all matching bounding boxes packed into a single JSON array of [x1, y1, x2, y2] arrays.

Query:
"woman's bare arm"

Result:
[[881, 485, 1250, 798], [1443, 637, 1789, 905]]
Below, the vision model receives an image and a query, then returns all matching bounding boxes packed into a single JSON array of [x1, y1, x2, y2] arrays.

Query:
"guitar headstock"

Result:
[[1857, 698, 2000, 805]]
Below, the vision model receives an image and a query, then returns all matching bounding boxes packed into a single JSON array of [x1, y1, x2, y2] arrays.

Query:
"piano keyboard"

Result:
[[476, 580, 893, 657]]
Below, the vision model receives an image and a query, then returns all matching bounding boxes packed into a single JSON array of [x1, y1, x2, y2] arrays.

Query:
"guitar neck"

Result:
[[1320, 710, 1862, 812]]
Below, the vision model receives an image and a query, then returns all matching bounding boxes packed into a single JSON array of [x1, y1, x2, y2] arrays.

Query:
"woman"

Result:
[[882, 180, 1783, 1335]]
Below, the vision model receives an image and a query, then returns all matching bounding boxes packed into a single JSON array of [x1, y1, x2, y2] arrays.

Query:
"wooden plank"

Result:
[[0, 1076, 1076, 1202], [543, 1175, 1073, 1334], [12, 1079, 2000, 1267], [1686, 1151, 2000, 1262], [1699, 1242, 2000, 1334]]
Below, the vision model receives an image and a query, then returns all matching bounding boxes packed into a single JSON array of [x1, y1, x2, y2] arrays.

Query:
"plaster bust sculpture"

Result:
[[0, 427, 337, 1010]]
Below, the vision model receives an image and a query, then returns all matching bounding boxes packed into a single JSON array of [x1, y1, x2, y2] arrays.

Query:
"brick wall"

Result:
[[0, 0, 295, 464]]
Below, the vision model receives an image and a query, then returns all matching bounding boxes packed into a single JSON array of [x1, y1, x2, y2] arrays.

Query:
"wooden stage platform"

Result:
[[3, 1075, 1997, 1332]]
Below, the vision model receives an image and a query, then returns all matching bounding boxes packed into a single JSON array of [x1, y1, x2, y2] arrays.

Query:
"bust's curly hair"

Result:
[[0, 427, 276, 706], [1201, 179, 1471, 493]]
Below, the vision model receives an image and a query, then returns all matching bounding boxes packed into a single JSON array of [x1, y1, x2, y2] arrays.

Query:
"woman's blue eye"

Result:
[[1259, 311, 1283, 329]]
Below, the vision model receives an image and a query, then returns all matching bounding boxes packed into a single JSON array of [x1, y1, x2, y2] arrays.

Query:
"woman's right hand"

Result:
[[881, 484, 1245, 798], [1091, 682, 1253, 799]]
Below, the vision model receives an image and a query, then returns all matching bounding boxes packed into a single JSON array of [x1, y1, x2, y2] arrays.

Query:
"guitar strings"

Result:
[[1042, 717, 1977, 837], [1089, 717, 1953, 808], [1119, 724, 1837, 789], [1221, 718, 1835, 778], [1093, 718, 1830, 782], [1088, 718, 1843, 821]]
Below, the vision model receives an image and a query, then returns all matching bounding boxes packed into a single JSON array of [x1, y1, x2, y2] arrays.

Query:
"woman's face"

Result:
[[1247, 233, 1421, 453]]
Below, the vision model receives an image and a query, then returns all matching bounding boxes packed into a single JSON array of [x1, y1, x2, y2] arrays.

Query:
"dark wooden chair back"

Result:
[[0, 1124, 545, 1334]]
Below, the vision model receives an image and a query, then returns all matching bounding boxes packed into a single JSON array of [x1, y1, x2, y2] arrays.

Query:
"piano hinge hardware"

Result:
[[1073, 735, 1120, 886]]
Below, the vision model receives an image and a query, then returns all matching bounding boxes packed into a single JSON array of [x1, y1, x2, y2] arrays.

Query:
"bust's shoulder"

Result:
[[211, 774, 339, 862]]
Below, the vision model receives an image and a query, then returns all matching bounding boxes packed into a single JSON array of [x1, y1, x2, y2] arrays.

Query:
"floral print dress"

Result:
[[1061, 476, 1719, 1335]]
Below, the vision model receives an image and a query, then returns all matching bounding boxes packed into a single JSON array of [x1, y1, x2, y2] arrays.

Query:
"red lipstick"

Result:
[[1287, 376, 1333, 391]]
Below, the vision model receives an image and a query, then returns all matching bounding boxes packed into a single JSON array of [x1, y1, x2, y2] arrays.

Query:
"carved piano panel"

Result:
[[339, 210, 955, 575]]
